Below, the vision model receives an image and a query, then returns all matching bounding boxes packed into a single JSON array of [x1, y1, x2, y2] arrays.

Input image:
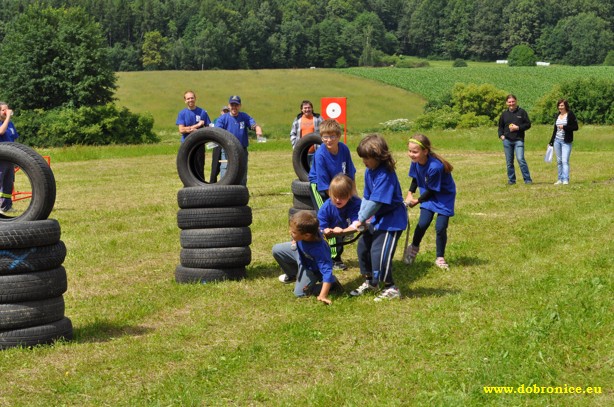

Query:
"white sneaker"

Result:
[[374, 286, 401, 301], [554, 180, 563, 185], [562, 180, 569, 185], [278, 274, 295, 284], [0, 207, 17, 215], [350, 281, 377, 296]]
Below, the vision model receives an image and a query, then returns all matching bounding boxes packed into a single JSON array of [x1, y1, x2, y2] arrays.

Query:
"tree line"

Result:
[[0, 0, 612, 70]]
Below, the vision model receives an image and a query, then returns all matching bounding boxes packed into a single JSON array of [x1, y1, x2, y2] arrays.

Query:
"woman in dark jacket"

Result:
[[549, 99, 579, 185]]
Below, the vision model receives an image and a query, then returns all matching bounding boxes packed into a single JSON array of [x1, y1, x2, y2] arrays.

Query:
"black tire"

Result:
[[180, 227, 252, 249], [180, 246, 251, 268], [292, 133, 321, 181], [0, 296, 65, 330], [177, 185, 249, 209], [0, 241, 66, 275], [0, 219, 61, 249], [177, 207, 252, 229], [0, 267, 67, 303], [0, 143, 56, 222], [177, 127, 246, 186], [291, 179, 311, 197], [293, 194, 315, 210], [0, 316, 73, 350], [175, 265, 246, 284]]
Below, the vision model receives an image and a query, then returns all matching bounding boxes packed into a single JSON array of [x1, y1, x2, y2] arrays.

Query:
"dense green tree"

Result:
[[439, 0, 475, 59], [1, 0, 611, 69], [403, 0, 446, 57], [141, 30, 169, 70], [0, 4, 116, 110], [537, 12, 614, 65], [501, 0, 549, 53], [507, 44, 537, 66], [468, 0, 506, 60]]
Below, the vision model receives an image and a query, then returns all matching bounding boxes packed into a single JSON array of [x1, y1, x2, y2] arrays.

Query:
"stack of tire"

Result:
[[0, 143, 72, 350], [289, 133, 322, 219], [175, 128, 252, 283]]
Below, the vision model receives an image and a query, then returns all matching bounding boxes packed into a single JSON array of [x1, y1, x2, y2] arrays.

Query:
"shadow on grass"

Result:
[[452, 255, 487, 267], [246, 263, 281, 280], [72, 320, 153, 344]]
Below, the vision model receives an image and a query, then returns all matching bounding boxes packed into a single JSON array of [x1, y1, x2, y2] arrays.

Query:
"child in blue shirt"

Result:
[[308, 119, 356, 208], [317, 174, 362, 269], [272, 210, 339, 305], [351, 134, 407, 301], [308, 119, 356, 268], [405, 134, 456, 270]]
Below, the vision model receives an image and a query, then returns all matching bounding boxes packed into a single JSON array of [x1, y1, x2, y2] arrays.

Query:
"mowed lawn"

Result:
[[0, 68, 612, 406]]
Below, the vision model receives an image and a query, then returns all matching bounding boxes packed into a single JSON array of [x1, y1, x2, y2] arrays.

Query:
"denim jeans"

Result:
[[553, 138, 572, 182], [219, 148, 248, 186], [272, 242, 324, 297], [503, 139, 532, 183]]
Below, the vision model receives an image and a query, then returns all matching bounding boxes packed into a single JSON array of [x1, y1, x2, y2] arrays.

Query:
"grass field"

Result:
[[1, 67, 612, 405], [344, 65, 614, 112]]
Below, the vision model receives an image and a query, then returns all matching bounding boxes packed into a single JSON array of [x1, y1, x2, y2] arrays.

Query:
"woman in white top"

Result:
[[548, 99, 579, 185]]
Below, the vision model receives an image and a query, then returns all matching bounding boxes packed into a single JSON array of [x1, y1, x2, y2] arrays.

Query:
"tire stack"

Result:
[[175, 128, 252, 283], [0, 143, 72, 350], [289, 134, 322, 219]]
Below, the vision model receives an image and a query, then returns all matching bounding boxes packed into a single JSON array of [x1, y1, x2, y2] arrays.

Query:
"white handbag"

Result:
[[544, 145, 553, 163]]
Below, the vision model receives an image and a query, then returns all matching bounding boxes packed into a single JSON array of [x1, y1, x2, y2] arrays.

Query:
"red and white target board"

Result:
[[321, 97, 347, 143]]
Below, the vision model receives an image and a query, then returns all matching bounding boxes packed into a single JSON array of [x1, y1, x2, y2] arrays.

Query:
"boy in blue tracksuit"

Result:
[[272, 210, 339, 305]]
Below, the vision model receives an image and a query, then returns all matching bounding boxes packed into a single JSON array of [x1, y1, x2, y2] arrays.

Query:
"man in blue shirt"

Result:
[[176, 91, 211, 182], [215, 95, 263, 185], [0, 102, 19, 214]]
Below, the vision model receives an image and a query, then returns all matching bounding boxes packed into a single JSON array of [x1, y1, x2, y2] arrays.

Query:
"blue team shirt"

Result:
[[0, 121, 19, 142], [297, 237, 335, 284], [308, 143, 356, 191], [215, 112, 257, 148], [409, 156, 456, 216], [363, 165, 407, 231], [176, 107, 211, 142], [318, 196, 361, 229]]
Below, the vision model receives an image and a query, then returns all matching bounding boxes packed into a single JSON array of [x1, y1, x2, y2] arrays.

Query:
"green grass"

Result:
[[343, 65, 614, 112], [0, 125, 612, 406], [115, 69, 425, 138], [1, 67, 612, 405]]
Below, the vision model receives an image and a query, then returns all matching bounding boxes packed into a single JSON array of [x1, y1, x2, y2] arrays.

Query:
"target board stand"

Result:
[[321, 97, 347, 143]]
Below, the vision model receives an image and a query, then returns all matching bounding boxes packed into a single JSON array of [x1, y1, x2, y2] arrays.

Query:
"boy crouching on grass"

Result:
[[272, 210, 341, 305]]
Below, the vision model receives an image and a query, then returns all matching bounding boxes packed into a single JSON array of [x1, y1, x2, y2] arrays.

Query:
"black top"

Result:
[[549, 110, 579, 145]]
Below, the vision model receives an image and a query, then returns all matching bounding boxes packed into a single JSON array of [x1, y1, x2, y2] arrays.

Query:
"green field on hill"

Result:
[[115, 69, 426, 139]]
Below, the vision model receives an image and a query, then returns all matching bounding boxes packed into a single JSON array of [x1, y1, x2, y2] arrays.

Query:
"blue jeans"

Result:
[[0, 161, 15, 210], [553, 138, 572, 182], [503, 139, 532, 183], [272, 242, 324, 297], [219, 148, 248, 186], [411, 208, 450, 258]]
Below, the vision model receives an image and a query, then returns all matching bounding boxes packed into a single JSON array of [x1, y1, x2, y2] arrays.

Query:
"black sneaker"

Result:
[[333, 261, 347, 271], [278, 274, 296, 284]]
